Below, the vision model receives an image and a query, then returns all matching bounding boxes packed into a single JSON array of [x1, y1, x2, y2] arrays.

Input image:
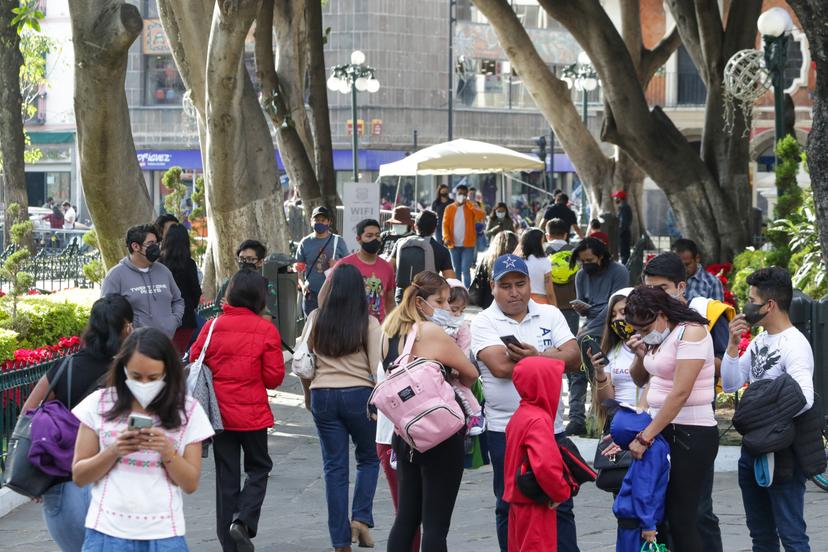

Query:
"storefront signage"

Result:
[[346, 119, 365, 136], [341, 181, 380, 252], [371, 119, 383, 136], [143, 19, 170, 54]]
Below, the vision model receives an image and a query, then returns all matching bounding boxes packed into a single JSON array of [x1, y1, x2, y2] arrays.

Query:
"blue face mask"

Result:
[[313, 222, 329, 234], [427, 308, 455, 328]]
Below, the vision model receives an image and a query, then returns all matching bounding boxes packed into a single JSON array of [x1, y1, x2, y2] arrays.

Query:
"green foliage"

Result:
[[1, 204, 34, 322], [83, 258, 105, 285], [731, 248, 768, 307], [190, 176, 205, 220], [10, 0, 45, 33], [162, 166, 186, 217], [0, 328, 19, 363], [764, 136, 803, 267], [83, 229, 99, 250], [0, 297, 89, 350], [768, 191, 827, 300], [161, 167, 207, 262]]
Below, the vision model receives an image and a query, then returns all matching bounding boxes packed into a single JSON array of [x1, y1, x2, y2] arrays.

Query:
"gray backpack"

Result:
[[396, 236, 436, 288]]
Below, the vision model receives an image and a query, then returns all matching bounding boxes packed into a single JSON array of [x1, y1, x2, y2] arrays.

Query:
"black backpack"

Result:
[[396, 236, 436, 288]]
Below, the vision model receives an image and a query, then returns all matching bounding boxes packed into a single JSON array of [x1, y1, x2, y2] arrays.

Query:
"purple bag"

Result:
[[27, 356, 81, 477], [28, 400, 80, 477]]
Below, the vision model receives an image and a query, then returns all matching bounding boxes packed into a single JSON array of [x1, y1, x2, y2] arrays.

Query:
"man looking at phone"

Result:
[[471, 254, 580, 552]]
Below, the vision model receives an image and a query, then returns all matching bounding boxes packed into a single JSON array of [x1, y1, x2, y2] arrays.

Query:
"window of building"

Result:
[[512, 1, 549, 29], [784, 38, 804, 90], [144, 55, 186, 106], [676, 46, 706, 106]]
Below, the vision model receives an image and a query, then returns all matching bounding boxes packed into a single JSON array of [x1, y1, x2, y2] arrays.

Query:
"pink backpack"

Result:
[[369, 323, 464, 453]]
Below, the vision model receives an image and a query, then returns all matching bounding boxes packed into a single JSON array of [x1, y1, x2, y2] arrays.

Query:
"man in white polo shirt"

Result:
[[471, 254, 580, 552]]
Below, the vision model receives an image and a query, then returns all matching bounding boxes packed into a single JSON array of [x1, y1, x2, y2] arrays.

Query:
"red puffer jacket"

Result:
[[189, 305, 285, 431]]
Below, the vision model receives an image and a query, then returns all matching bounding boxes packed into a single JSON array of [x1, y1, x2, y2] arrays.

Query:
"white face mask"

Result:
[[124, 368, 166, 409], [392, 224, 408, 236], [642, 326, 671, 346], [456, 194, 467, 204]]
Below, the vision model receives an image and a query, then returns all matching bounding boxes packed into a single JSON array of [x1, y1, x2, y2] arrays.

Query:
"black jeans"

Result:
[[387, 432, 465, 552], [619, 230, 631, 265], [213, 429, 273, 552], [662, 424, 719, 552]]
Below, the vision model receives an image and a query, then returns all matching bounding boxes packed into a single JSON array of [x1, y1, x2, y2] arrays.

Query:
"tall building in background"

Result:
[[22, 0, 814, 235]]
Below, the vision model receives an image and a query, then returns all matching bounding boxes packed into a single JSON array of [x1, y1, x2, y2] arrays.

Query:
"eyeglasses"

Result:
[[142, 241, 157, 248], [238, 256, 259, 264]]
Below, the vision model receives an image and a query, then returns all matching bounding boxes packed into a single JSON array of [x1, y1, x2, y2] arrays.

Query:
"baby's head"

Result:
[[446, 279, 469, 317]]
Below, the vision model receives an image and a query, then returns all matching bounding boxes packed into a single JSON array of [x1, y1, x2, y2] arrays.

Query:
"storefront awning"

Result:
[[28, 131, 75, 144]]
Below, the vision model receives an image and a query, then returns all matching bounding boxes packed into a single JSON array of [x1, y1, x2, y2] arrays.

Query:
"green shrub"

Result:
[[0, 297, 89, 350], [83, 258, 105, 285], [0, 328, 19, 363], [731, 248, 768, 307]]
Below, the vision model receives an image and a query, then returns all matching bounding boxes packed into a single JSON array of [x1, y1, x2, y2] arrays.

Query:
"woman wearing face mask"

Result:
[[299, 263, 383, 552], [189, 269, 285, 552], [22, 295, 134, 552], [380, 271, 479, 552], [622, 285, 718, 552], [431, 184, 452, 243], [485, 202, 515, 239], [72, 327, 215, 551]]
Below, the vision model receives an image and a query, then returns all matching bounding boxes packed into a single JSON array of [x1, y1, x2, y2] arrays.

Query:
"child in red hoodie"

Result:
[[504, 357, 573, 552]]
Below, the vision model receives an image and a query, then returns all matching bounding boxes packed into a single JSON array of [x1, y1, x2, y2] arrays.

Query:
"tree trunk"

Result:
[[0, 0, 30, 249], [787, 0, 828, 271], [304, 0, 339, 221], [157, 0, 290, 295], [67, 1, 153, 268]]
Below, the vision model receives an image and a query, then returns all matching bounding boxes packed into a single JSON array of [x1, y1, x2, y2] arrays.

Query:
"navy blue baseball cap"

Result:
[[492, 254, 530, 281]]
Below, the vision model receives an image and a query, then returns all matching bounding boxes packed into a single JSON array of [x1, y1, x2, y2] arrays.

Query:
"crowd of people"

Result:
[[18, 185, 823, 552]]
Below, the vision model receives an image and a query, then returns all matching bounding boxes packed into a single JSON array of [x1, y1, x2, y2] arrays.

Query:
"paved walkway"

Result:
[[2, 377, 828, 551]]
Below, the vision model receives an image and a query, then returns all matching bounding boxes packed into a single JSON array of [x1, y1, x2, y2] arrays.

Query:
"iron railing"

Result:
[[0, 238, 99, 293], [0, 347, 79, 482]]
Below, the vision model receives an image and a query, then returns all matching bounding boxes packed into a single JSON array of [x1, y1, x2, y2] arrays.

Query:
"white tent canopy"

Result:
[[378, 138, 544, 177]]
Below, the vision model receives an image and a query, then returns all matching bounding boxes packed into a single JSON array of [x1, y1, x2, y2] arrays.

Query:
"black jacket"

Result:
[[164, 258, 202, 329], [733, 373, 806, 456]]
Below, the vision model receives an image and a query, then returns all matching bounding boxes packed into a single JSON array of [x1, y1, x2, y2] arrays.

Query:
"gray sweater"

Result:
[[101, 257, 184, 338], [575, 261, 629, 338]]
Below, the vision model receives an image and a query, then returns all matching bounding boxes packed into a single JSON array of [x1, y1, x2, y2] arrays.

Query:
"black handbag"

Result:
[[2, 357, 72, 498], [593, 437, 633, 493]]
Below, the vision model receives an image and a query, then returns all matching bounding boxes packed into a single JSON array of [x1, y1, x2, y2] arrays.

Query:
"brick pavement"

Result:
[[2, 377, 828, 551]]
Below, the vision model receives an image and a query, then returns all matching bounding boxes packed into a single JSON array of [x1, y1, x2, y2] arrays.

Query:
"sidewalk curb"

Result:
[[570, 437, 741, 472], [0, 487, 28, 519]]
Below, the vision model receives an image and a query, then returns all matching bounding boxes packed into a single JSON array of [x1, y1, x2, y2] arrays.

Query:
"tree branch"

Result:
[[693, 0, 724, 85], [721, 0, 763, 63], [665, 0, 706, 85], [620, 0, 642, 72], [640, 26, 681, 85]]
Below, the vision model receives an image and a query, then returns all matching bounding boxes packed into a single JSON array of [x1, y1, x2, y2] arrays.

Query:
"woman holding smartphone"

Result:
[[72, 328, 214, 551]]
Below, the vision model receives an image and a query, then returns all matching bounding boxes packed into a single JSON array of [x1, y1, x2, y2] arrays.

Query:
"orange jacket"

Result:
[[442, 201, 485, 248]]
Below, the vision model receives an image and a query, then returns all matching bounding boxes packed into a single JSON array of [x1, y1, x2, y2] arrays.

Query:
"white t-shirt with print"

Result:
[[721, 326, 814, 412], [72, 388, 214, 540], [471, 300, 575, 433], [525, 255, 552, 295], [607, 343, 640, 406]]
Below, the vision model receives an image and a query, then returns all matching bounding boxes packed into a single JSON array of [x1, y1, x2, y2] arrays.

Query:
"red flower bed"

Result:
[[705, 262, 737, 308], [1, 336, 81, 410]]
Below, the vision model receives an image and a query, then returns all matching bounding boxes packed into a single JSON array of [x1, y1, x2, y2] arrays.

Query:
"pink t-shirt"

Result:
[[644, 323, 716, 427], [336, 253, 396, 322]]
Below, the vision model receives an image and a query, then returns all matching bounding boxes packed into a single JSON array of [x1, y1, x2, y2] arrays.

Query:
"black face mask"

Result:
[[238, 261, 258, 271], [743, 301, 768, 326], [361, 239, 382, 255], [143, 244, 161, 263], [582, 262, 600, 275]]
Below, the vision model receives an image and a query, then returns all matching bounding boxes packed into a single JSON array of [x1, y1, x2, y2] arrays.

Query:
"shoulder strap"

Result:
[[196, 318, 218, 366], [305, 234, 335, 279], [40, 355, 73, 409], [332, 235, 340, 258], [396, 324, 419, 367]]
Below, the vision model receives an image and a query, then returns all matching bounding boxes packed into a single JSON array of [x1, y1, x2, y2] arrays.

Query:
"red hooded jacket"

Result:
[[504, 357, 572, 507], [189, 305, 285, 431]]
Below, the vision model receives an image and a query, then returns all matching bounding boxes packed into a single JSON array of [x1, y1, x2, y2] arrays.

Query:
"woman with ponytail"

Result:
[[380, 271, 479, 552], [22, 294, 135, 551]]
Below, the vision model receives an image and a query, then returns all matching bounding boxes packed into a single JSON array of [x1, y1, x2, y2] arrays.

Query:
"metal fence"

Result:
[[0, 347, 79, 482], [0, 238, 99, 293]]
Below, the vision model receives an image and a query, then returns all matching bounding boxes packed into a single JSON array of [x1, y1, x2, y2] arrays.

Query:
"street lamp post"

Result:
[[327, 50, 380, 183], [562, 52, 600, 224], [758, 7, 794, 162]]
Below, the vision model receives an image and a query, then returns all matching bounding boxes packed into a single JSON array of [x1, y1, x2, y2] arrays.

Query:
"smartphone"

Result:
[[500, 335, 522, 348], [127, 414, 153, 430], [569, 299, 592, 310]]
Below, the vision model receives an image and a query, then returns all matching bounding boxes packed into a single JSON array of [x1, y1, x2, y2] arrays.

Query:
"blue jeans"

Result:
[[42, 481, 91, 552], [487, 430, 579, 552], [450, 246, 475, 288], [738, 448, 810, 551], [311, 387, 379, 548], [82, 529, 188, 551]]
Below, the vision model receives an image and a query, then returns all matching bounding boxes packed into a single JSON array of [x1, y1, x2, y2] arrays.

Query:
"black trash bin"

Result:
[[262, 253, 299, 348], [812, 295, 828, 408]]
